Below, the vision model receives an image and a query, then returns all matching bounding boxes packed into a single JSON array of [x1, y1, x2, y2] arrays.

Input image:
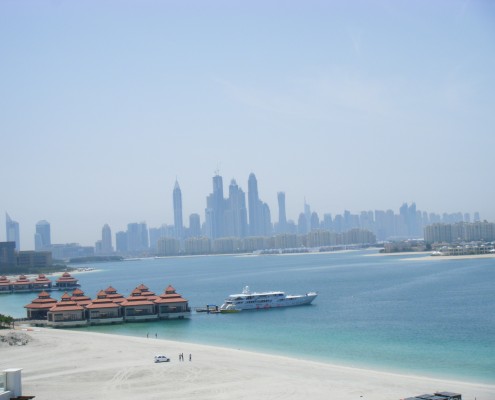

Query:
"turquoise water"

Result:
[[2, 250, 494, 384]]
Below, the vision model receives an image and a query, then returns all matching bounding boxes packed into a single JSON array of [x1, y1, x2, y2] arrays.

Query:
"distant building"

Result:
[[101, 224, 113, 254], [115, 231, 128, 253], [225, 179, 248, 238], [17, 251, 52, 268], [126, 222, 149, 252], [184, 237, 211, 255], [424, 221, 495, 243], [0, 242, 16, 269], [247, 173, 260, 236], [35, 220, 51, 251], [156, 237, 180, 256], [173, 180, 184, 240], [5, 213, 20, 251], [188, 214, 201, 238], [277, 192, 287, 233]]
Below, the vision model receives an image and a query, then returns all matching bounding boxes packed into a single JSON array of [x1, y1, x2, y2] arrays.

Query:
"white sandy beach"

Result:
[[1, 328, 494, 400], [367, 252, 495, 262]]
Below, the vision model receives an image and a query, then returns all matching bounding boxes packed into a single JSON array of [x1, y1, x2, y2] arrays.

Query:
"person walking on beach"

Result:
[[189, 353, 192, 361]]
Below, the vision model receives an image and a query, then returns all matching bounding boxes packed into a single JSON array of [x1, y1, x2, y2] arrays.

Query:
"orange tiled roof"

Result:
[[32, 274, 51, 283], [56, 272, 78, 283], [25, 291, 58, 309]]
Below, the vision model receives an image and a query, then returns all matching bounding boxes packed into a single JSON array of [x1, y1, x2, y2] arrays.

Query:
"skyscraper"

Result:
[[188, 214, 201, 238], [225, 179, 248, 238], [5, 213, 20, 251], [101, 224, 113, 253], [247, 173, 272, 237], [35, 220, 51, 251], [248, 173, 261, 236], [205, 173, 226, 239], [173, 180, 184, 240], [126, 222, 149, 252], [277, 192, 287, 233]]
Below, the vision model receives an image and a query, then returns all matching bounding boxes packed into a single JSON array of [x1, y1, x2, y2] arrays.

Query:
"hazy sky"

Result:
[[1, 1, 494, 249]]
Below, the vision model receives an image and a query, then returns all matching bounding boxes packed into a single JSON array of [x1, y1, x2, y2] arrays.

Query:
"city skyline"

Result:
[[1, 1, 494, 248], [2, 170, 486, 251]]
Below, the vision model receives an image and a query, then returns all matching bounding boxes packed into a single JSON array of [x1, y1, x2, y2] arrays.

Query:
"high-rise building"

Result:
[[188, 214, 201, 238], [225, 179, 248, 238], [101, 224, 113, 253], [248, 173, 261, 236], [5, 213, 20, 251], [205, 173, 226, 239], [35, 220, 51, 251], [277, 192, 287, 233], [126, 222, 149, 252], [0, 241, 16, 268], [173, 180, 184, 240], [115, 231, 128, 253], [247, 173, 272, 237]]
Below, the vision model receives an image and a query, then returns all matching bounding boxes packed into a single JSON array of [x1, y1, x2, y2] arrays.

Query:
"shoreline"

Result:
[[1, 328, 494, 400], [367, 251, 495, 261]]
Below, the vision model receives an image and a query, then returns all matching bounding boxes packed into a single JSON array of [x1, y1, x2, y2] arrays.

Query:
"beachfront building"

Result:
[[46, 293, 86, 327], [55, 272, 79, 289], [0, 276, 11, 293], [24, 291, 58, 320], [31, 274, 53, 291], [120, 288, 158, 321], [86, 290, 123, 324], [25, 283, 191, 327], [104, 286, 125, 304], [70, 288, 92, 307], [155, 285, 190, 319], [11, 275, 31, 293]]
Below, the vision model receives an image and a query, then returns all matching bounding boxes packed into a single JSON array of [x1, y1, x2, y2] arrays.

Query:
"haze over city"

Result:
[[1, 1, 494, 248]]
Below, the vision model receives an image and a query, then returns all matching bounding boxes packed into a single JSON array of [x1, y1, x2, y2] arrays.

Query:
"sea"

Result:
[[2, 250, 494, 384]]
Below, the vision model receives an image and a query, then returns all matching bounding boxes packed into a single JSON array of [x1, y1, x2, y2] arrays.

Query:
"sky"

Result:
[[1, 0, 494, 249]]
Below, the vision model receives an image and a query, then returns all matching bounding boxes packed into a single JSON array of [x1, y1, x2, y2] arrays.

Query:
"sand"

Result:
[[1, 328, 494, 400]]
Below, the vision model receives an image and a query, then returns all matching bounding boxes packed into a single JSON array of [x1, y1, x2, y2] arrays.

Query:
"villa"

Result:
[[0, 272, 79, 294], [24, 283, 191, 327]]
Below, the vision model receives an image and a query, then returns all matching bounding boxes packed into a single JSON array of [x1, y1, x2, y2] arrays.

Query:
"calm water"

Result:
[[2, 250, 494, 384]]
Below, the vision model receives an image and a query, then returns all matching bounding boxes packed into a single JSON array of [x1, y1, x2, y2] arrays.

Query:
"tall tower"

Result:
[[101, 224, 113, 253], [226, 179, 248, 238], [189, 214, 201, 238], [277, 192, 287, 233], [5, 213, 20, 251], [173, 180, 184, 240], [205, 173, 226, 239], [248, 173, 260, 236], [35, 220, 51, 250]]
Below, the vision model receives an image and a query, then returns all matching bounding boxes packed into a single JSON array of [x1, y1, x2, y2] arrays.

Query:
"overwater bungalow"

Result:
[[12, 275, 31, 293], [31, 274, 53, 291], [46, 293, 86, 327], [135, 283, 159, 301], [70, 288, 92, 307], [25, 283, 191, 327], [120, 288, 158, 321], [24, 291, 58, 320], [55, 272, 79, 290], [85, 290, 123, 325], [104, 286, 125, 304], [0, 276, 11, 293], [155, 285, 190, 319]]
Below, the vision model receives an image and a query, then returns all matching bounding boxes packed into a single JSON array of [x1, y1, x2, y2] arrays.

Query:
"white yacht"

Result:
[[220, 286, 317, 311]]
